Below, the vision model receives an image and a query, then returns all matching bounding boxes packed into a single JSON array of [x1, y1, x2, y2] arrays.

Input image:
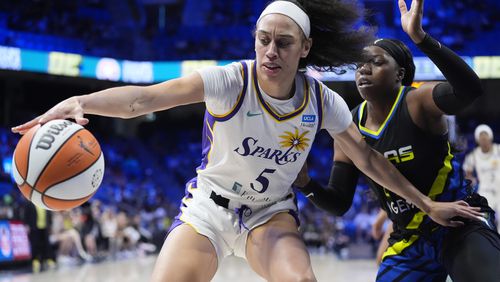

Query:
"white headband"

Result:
[[474, 124, 493, 142], [257, 1, 310, 38]]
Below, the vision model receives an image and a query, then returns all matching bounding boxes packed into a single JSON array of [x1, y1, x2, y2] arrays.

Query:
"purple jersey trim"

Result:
[[313, 79, 323, 133], [207, 61, 249, 122], [169, 178, 199, 234], [197, 112, 216, 171]]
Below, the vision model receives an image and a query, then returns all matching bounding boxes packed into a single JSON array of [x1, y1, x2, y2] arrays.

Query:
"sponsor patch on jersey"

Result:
[[302, 115, 316, 122], [301, 115, 316, 128]]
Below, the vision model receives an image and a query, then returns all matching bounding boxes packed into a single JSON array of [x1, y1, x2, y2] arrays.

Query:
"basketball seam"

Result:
[[42, 190, 99, 211], [43, 190, 98, 204], [15, 128, 38, 199], [13, 153, 25, 188], [33, 128, 85, 190], [41, 152, 103, 207]]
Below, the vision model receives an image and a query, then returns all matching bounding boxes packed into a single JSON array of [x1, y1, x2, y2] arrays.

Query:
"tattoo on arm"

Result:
[[129, 98, 138, 112]]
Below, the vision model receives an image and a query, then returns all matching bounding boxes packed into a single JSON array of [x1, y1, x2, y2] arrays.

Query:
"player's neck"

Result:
[[258, 77, 296, 100], [364, 85, 400, 125]]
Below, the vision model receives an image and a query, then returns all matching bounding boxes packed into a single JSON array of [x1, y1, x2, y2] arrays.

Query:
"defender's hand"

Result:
[[427, 200, 483, 227], [398, 0, 426, 43]]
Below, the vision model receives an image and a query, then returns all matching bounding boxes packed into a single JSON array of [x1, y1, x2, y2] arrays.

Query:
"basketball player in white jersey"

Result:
[[12, 1, 483, 281], [463, 124, 500, 231]]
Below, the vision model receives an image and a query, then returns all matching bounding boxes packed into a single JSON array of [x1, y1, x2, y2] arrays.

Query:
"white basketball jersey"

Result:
[[195, 60, 348, 206], [463, 144, 500, 210]]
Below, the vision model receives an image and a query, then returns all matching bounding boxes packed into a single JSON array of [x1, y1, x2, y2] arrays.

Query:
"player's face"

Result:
[[355, 46, 402, 101], [255, 14, 311, 83]]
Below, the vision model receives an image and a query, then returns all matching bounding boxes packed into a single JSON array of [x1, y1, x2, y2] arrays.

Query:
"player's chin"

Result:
[[357, 84, 379, 99]]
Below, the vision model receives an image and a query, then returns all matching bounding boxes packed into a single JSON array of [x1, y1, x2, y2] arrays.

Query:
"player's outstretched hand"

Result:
[[11, 97, 88, 135], [427, 200, 484, 227], [398, 0, 426, 43]]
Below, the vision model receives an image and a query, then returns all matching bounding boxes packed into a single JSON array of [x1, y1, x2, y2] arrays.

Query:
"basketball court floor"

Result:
[[0, 254, 378, 282]]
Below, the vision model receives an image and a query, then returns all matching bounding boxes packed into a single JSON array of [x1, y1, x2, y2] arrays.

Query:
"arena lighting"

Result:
[[0, 46, 21, 70], [1, 45, 500, 82], [2, 156, 12, 175]]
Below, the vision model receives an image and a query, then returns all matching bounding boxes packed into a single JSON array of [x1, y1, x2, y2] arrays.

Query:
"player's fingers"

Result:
[[74, 112, 89, 126], [75, 117, 89, 126], [464, 208, 484, 218], [454, 200, 470, 207], [398, 0, 408, 14], [18, 123, 41, 135], [454, 206, 483, 220], [415, 0, 424, 12], [18, 129, 30, 135], [11, 117, 41, 134], [456, 201, 483, 214]]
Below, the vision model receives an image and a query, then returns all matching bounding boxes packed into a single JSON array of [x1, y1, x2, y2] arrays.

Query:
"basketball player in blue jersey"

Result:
[[295, 0, 500, 281], [12, 0, 484, 281]]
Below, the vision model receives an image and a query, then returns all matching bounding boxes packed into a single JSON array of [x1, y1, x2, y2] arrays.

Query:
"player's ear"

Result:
[[301, 38, 312, 58], [397, 68, 406, 83]]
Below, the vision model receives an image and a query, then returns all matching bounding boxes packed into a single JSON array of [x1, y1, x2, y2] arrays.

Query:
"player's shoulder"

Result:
[[219, 60, 248, 74]]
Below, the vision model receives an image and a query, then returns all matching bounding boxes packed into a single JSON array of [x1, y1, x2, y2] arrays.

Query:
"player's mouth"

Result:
[[262, 63, 281, 75], [357, 77, 373, 88]]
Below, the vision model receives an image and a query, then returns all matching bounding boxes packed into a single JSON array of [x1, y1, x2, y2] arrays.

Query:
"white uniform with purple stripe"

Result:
[[463, 144, 500, 219], [170, 60, 351, 263]]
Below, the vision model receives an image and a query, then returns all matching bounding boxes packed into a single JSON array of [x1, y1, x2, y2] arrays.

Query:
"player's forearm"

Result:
[[334, 124, 432, 214], [297, 162, 359, 216], [417, 34, 483, 114], [360, 148, 432, 213], [78, 85, 151, 119]]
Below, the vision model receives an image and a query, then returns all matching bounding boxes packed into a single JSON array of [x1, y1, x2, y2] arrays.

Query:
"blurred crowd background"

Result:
[[1, 0, 499, 61], [0, 0, 499, 273]]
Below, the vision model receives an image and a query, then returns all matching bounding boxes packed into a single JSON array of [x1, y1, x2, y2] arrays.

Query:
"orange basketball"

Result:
[[12, 119, 105, 211]]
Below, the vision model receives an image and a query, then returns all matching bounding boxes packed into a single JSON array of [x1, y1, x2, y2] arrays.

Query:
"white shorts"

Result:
[[168, 179, 299, 265]]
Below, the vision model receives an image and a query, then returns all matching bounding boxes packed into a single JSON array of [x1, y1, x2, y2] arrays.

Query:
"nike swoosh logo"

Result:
[[247, 111, 263, 117], [305, 193, 314, 198]]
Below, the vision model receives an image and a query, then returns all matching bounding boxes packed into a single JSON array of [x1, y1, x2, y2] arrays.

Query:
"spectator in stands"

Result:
[[352, 205, 376, 243], [463, 124, 500, 231], [115, 211, 140, 257], [78, 202, 101, 261], [98, 207, 118, 258], [371, 209, 392, 265], [51, 211, 92, 264], [21, 201, 56, 272]]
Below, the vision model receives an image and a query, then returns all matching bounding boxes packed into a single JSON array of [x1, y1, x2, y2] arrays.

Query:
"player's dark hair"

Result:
[[288, 0, 375, 72], [372, 38, 416, 86]]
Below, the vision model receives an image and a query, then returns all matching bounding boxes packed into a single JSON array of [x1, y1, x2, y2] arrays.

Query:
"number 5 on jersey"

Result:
[[250, 168, 276, 193]]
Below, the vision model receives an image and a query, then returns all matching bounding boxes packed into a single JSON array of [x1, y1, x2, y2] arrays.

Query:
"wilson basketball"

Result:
[[12, 119, 105, 211]]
